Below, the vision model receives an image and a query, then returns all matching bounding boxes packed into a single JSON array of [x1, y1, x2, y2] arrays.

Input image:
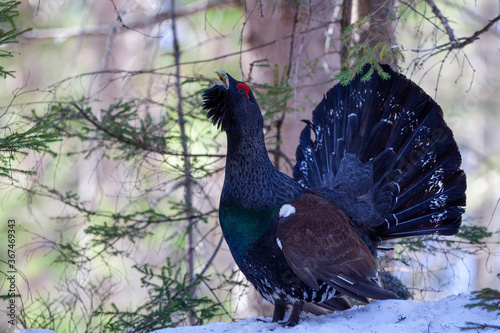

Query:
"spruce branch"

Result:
[[0, 1, 32, 77]]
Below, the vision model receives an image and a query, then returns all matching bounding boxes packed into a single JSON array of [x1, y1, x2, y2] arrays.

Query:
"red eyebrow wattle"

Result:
[[237, 83, 250, 98]]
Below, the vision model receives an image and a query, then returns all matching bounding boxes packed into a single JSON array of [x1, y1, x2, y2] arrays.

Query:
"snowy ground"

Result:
[[149, 294, 499, 333]]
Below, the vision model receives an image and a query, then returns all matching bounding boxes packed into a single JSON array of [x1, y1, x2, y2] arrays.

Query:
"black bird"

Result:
[[202, 64, 466, 326]]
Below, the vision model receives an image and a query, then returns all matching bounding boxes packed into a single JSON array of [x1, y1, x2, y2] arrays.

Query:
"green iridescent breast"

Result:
[[219, 203, 280, 252]]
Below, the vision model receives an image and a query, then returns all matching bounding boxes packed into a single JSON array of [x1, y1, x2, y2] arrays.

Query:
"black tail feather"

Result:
[[294, 64, 466, 240]]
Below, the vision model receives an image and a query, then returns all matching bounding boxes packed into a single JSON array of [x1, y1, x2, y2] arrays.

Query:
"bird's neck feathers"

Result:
[[222, 127, 303, 210], [225, 121, 268, 161]]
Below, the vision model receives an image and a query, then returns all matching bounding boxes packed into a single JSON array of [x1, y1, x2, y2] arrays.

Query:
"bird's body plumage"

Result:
[[202, 65, 466, 326]]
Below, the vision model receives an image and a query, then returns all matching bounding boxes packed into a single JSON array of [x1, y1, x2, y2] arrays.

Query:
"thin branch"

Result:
[[268, 148, 294, 170], [423, 0, 458, 45], [150, 179, 187, 210], [200, 278, 235, 322], [259, 0, 264, 18], [191, 236, 224, 287], [456, 14, 500, 49], [70, 102, 225, 158], [71, 102, 152, 151], [487, 198, 500, 229], [441, 0, 500, 38], [28, 20, 335, 92], [22, 0, 237, 41], [399, 0, 442, 32], [392, 13, 500, 54]]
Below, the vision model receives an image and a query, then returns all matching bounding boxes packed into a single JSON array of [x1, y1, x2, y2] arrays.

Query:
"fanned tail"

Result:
[[293, 64, 466, 240]]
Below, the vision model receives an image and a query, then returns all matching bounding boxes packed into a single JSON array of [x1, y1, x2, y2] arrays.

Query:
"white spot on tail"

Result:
[[279, 204, 296, 218], [430, 194, 448, 209], [430, 211, 447, 223]]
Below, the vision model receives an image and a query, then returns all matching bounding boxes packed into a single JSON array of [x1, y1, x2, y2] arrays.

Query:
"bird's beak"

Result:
[[211, 69, 230, 90]]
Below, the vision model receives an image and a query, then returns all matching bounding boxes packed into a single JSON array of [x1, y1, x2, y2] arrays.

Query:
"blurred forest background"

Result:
[[0, 0, 499, 332]]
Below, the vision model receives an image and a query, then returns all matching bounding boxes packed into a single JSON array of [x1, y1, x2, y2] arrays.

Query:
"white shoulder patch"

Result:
[[276, 237, 283, 250], [279, 204, 296, 218]]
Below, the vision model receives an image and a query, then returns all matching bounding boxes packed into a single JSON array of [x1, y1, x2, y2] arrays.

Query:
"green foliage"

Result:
[[383, 222, 495, 302], [5, 1, 496, 329], [456, 225, 493, 244], [18, 276, 124, 332], [19, 295, 65, 332], [104, 261, 222, 332], [394, 224, 492, 255], [251, 63, 294, 126], [465, 287, 500, 314], [0, 1, 32, 78], [19, 67, 495, 331], [248, 61, 300, 170], [27, 95, 219, 251], [336, 61, 392, 85], [460, 322, 500, 331], [16, 75, 232, 331], [41, 101, 168, 160], [0, 1, 58, 182], [0, 125, 59, 179], [461, 278, 500, 331], [336, 16, 405, 85]]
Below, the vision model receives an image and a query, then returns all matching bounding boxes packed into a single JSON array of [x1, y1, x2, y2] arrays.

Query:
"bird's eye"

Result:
[[237, 83, 250, 99]]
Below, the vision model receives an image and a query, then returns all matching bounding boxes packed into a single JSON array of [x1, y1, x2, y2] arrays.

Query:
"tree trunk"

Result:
[[357, 0, 397, 64]]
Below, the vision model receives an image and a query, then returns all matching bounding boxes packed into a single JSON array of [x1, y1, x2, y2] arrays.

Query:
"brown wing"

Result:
[[276, 193, 397, 302]]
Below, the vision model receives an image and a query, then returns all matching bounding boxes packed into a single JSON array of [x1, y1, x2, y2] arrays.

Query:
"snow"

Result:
[[149, 294, 500, 333]]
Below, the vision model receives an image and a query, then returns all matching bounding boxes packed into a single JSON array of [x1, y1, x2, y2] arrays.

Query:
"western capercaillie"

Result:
[[202, 64, 466, 326]]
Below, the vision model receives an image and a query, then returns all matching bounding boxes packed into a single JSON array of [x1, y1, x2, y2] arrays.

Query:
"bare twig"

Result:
[[399, 0, 442, 32], [200, 278, 235, 322], [423, 0, 458, 45], [441, 0, 500, 38], [22, 0, 237, 42], [487, 198, 500, 229], [268, 148, 294, 170], [192, 236, 224, 286], [393, 13, 500, 54], [456, 14, 500, 49], [29, 21, 335, 90]]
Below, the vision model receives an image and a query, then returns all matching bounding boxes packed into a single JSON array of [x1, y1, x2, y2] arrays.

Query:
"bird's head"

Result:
[[203, 70, 262, 133]]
